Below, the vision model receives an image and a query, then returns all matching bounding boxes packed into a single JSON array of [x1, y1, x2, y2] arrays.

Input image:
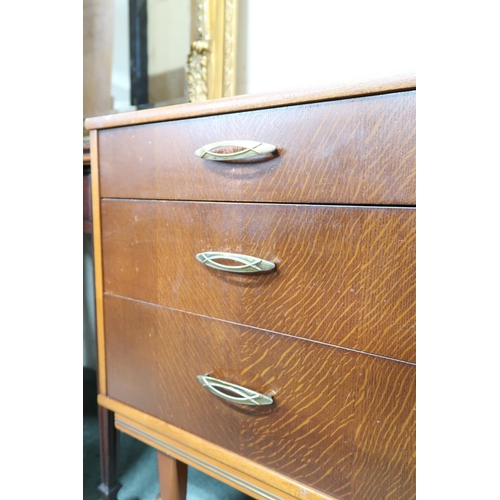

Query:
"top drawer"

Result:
[[98, 91, 415, 205]]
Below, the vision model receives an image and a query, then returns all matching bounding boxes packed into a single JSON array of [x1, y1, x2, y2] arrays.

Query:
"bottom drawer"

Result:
[[104, 294, 415, 500]]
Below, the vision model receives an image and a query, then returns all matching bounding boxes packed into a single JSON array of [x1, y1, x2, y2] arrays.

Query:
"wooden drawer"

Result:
[[101, 200, 415, 362], [98, 91, 415, 206], [104, 294, 416, 500]]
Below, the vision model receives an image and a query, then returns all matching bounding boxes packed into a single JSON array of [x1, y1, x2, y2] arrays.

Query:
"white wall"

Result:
[[236, 0, 415, 95], [147, 0, 191, 104], [147, 0, 191, 74]]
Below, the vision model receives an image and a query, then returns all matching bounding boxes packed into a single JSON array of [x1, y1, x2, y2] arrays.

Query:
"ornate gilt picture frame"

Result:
[[187, 0, 237, 102]]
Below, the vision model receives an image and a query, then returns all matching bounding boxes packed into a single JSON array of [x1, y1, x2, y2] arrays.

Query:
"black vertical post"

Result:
[[129, 0, 149, 107]]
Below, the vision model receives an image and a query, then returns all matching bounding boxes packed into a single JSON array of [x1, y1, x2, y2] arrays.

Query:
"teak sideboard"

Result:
[[85, 72, 416, 500]]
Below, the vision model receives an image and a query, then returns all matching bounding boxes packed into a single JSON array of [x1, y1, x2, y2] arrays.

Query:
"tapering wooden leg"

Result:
[[97, 406, 122, 500], [156, 452, 188, 500]]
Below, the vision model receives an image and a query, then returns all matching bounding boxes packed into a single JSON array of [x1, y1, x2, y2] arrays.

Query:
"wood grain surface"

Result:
[[90, 130, 108, 395], [101, 201, 415, 362], [92, 80, 417, 500], [104, 295, 416, 500], [97, 91, 415, 206], [84, 70, 415, 130], [106, 406, 336, 500]]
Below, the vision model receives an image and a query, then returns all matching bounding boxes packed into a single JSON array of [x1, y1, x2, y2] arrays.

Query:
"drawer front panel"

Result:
[[101, 200, 416, 362], [104, 295, 416, 500], [98, 91, 415, 206]]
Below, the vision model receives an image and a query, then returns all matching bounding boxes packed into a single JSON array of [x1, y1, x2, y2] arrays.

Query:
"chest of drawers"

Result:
[[86, 72, 416, 500]]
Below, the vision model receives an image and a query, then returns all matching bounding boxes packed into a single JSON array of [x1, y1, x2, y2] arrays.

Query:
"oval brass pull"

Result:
[[197, 375, 274, 406], [194, 140, 276, 161], [196, 251, 275, 273]]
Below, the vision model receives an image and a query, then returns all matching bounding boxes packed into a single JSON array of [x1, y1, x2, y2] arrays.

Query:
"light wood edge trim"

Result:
[[117, 416, 287, 500], [98, 396, 337, 500], [90, 130, 107, 395], [85, 70, 415, 130]]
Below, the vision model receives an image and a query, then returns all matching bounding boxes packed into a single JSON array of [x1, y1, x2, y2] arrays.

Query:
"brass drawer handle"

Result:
[[196, 251, 275, 273], [197, 375, 274, 406], [194, 140, 276, 161]]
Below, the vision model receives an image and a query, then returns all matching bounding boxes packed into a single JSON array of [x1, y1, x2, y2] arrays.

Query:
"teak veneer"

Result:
[[86, 72, 416, 500], [101, 201, 415, 362], [96, 91, 415, 206]]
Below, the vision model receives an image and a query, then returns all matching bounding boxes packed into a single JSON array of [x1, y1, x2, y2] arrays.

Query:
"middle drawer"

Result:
[[101, 200, 415, 362]]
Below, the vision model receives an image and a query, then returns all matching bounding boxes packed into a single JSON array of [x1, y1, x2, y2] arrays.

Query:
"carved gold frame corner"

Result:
[[187, 0, 237, 102]]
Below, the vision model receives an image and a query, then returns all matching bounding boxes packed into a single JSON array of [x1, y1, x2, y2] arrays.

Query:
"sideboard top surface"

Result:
[[85, 70, 416, 131]]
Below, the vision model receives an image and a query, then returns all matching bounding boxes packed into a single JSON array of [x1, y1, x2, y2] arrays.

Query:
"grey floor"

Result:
[[83, 368, 253, 500]]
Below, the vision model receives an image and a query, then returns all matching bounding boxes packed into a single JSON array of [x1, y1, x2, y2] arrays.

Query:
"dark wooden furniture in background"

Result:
[[86, 72, 416, 500], [83, 141, 92, 234], [84, 140, 122, 500]]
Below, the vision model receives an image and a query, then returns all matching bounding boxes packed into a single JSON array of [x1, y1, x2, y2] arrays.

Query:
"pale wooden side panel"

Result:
[[90, 129, 107, 395]]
